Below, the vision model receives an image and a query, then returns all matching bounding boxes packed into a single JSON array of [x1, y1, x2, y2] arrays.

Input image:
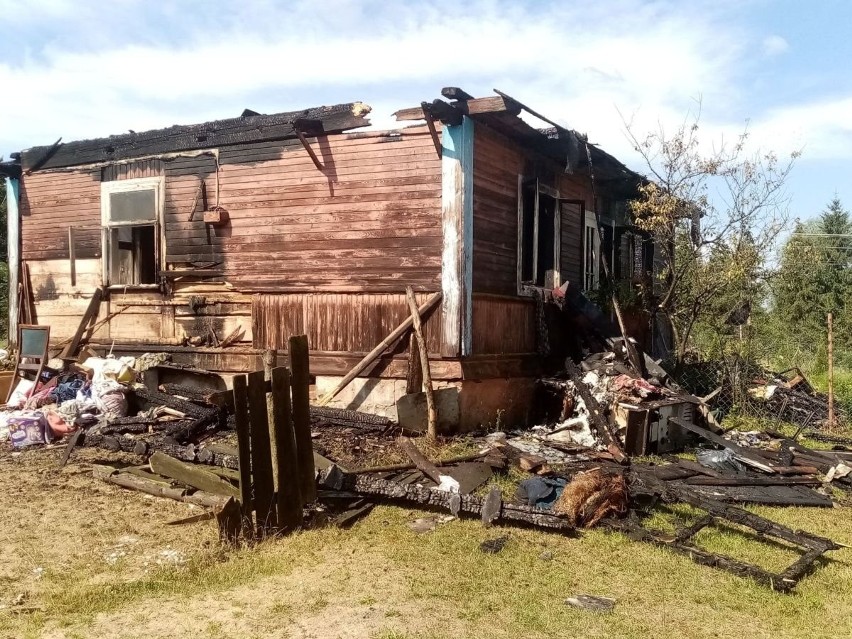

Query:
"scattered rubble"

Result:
[[3, 319, 850, 594]]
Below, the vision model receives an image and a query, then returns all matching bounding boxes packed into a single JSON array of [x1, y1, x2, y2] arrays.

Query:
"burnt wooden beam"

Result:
[[324, 472, 575, 532], [22, 102, 371, 171], [441, 87, 475, 102], [24, 137, 62, 174], [292, 119, 324, 171], [421, 102, 442, 159]]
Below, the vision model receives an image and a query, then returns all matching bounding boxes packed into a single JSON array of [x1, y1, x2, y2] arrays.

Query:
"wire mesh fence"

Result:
[[666, 325, 850, 430]]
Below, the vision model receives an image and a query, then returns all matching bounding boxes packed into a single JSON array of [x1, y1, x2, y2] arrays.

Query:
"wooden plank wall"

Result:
[[469, 124, 596, 356], [165, 127, 443, 292], [20, 169, 101, 261], [252, 292, 443, 355], [471, 124, 595, 297], [471, 294, 536, 355], [19, 126, 443, 353], [471, 125, 524, 296]]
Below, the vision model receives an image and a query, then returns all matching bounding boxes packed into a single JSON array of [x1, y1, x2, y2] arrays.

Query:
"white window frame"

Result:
[[583, 212, 600, 291], [100, 176, 165, 288], [517, 176, 561, 295]]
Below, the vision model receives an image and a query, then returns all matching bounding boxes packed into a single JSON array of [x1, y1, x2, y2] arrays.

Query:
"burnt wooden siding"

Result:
[[18, 126, 443, 354], [471, 125, 523, 296], [469, 124, 595, 356]]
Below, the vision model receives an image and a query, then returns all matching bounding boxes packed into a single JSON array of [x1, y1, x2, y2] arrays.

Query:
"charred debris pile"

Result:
[[3, 287, 850, 593]]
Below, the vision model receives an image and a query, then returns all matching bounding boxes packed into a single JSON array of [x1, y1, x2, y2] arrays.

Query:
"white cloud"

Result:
[[0, 0, 741, 160], [762, 34, 790, 57]]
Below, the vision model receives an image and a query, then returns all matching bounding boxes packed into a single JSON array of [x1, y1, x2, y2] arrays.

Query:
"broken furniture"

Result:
[[6, 324, 51, 403]]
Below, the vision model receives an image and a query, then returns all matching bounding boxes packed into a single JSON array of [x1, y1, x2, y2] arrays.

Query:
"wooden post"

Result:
[[263, 349, 278, 486], [828, 312, 835, 431], [232, 375, 253, 530], [247, 369, 275, 534], [59, 287, 102, 359], [405, 332, 423, 395], [271, 366, 302, 532], [68, 227, 76, 287], [289, 335, 317, 503], [405, 287, 437, 439]]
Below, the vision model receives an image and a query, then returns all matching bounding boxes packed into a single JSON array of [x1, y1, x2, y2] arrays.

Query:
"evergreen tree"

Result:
[[773, 198, 852, 367]]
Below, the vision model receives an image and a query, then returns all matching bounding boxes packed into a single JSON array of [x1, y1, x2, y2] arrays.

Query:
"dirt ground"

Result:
[[2, 445, 852, 639]]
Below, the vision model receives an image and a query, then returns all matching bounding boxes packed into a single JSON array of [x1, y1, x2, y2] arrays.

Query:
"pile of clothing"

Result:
[[0, 356, 137, 448]]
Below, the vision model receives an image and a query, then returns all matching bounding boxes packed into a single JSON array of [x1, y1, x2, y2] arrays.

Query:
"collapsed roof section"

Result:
[[394, 87, 645, 196], [20, 102, 373, 172]]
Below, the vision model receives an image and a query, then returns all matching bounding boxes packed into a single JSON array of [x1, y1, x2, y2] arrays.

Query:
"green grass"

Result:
[[5, 501, 851, 639]]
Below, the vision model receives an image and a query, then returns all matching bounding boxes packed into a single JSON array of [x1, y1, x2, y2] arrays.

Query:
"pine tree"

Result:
[[773, 198, 852, 367]]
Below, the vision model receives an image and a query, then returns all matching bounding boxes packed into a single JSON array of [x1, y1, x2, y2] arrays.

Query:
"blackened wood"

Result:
[[673, 458, 723, 478], [328, 473, 572, 531], [333, 500, 374, 528], [130, 386, 211, 419], [22, 103, 371, 170], [683, 483, 833, 507], [674, 514, 715, 543], [351, 451, 487, 474], [310, 405, 395, 432], [665, 483, 839, 552], [441, 87, 475, 101], [602, 518, 811, 592], [248, 368, 276, 532], [397, 436, 443, 485], [272, 366, 302, 532], [232, 375, 254, 518], [158, 384, 214, 403], [289, 335, 316, 503], [682, 476, 822, 487]]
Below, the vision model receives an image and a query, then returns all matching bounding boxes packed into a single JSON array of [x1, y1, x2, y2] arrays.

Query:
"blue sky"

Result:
[[1, 0, 850, 221]]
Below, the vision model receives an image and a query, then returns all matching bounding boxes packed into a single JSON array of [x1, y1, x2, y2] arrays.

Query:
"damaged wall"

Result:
[[19, 126, 443, 356]]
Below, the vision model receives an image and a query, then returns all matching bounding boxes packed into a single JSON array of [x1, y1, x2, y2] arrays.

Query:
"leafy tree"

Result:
[[623, 111, 796, 364]]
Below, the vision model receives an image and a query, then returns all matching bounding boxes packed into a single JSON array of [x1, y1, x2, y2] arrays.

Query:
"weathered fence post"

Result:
[[289, 335, 316, 503], [271, 366, 302, 531], [232, 374, 253, 536], [246, 369, 275, 534]]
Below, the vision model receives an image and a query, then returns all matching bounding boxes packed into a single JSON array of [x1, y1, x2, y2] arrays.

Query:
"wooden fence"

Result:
[[226, 334, 316, 539]]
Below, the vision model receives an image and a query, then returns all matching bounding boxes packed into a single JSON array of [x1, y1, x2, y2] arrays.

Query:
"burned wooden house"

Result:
[[2, 88, 654, 430]]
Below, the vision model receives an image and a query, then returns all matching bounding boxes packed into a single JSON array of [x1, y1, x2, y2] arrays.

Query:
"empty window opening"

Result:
[[101, 177, 163, 287], [519, 178, 560, 288], [584, 215, 600, 291]]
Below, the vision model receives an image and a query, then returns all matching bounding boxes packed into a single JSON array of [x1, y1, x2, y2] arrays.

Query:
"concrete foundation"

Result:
[[314, 375, 537, 432]]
